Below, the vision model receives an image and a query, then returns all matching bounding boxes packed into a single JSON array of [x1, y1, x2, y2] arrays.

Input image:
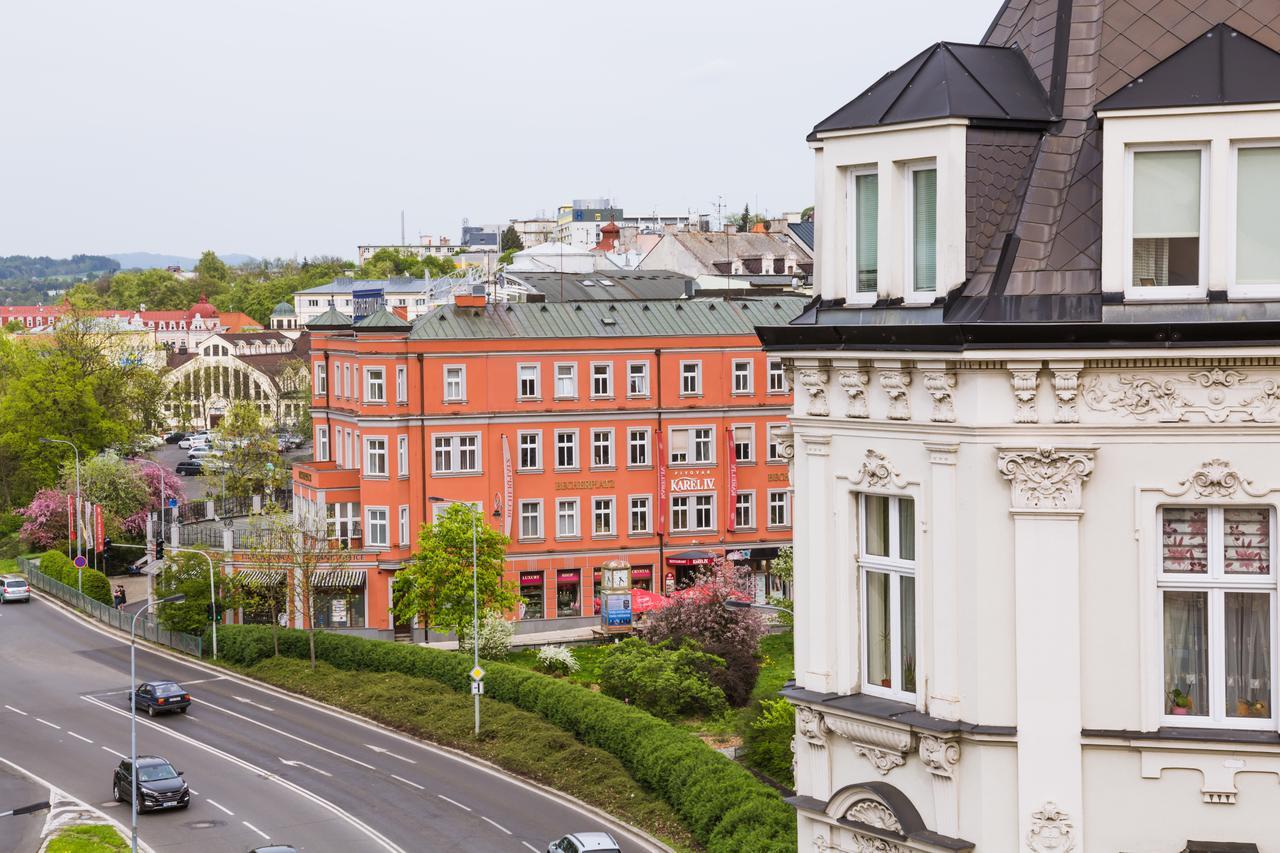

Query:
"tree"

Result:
[[500, 226, 524, 253], [126, 462, 186, 537], [217, 402, 288, 498], [156, 550, 235, 636], [16, 489, 72, 550], [801, 206, 814, 223], [194, 250, 229, 283], [64, 452, 147, 538], [392, 502, 518, 641], [738, 203, 752, 231]]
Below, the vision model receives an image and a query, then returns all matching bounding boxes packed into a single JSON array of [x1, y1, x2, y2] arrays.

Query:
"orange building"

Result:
[[291, 293, 803, 637]]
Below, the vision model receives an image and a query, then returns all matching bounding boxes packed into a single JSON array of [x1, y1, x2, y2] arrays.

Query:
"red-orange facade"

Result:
[[292, 297, 800, 634]]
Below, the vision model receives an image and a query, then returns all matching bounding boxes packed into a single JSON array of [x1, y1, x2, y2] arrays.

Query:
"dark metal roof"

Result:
[[1098, 24, 1280, 111], [809, 42, 1052, 139], [788, 221, 815, 251], [306, 306, 352, 330], [499, 269, 694, 302]]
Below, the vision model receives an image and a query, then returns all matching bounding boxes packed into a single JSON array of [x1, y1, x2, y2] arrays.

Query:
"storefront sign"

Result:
[[670, 476, 715, 492], [656, 431, 666, 535], [603, 592, 632, 627], [501, 434, 514, 538], [725, 426, 737, 533], [555, 479, 614, 491], [556, 569, 580, 582], [351, 288, 386, 322], [330, 599, 348, 624], [767, 471, 788, 482], [297, 470, 312, 482], [519, 572, 544, 586], [631, 568, 652, 580]]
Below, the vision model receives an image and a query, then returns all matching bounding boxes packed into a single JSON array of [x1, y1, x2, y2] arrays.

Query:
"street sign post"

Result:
[[73, 555, 87, 569], [470, 665, 485, 681], [470, 681, 484, 695], [167, 498, 178, 509]]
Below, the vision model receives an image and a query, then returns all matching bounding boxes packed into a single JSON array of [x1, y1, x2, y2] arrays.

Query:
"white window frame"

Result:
[[732, 359, 753, 395], [366, 506, 389, 548], [671, 493, 715, 533], [517, 363, 541, 400], [590, 362, 613, 399], [627, 361, 650, 398], [627, 428, 650, 468], [1123, 143, 1209, 302], [904, 159, 939, 303], [554, 362, 578, 400], [668, 426, 714, 466], [398, 505, 410, 546], [846, 165, 880, 304], [397, 435, 408, 477], [443, 364, 466, 402], [679, 360, 702, 396], [556, 498, 580, 540], [1155, 504, 1277, 730], [858, 493, 918, 704], [432, 433, 481, 474], [768, 489, 791, 528], [343, 364, 351, 398], [736, 490, 756, 530], [364, 437, 388, 476], [767, 423, 786, 463], [590, 428, 614, 469], [555, 429, 579, 471], [395, 365, 407, 403], [519, 499, 543, 541], [353, 431, 361, 470], [518, 430, 541, 472], [1229, 141, 1280, 298], [315, 362, 327, 395], [629, 495, 652, 535], [316, 426, 329, 461], [767, 358, 786, 394], [733, 424, 754, 463], [592, 497, 616, 538]]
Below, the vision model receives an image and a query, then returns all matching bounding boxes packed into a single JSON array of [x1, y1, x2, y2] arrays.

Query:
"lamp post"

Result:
[[113, 544, 219, 659], [39, 437, 81, 590], [129, 593, 185, 853], [428, 496, 480, 736]]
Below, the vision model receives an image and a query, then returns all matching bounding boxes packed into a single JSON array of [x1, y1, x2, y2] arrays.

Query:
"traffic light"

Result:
[[155, 540, 164, 560], [206, 602, 225, 622]]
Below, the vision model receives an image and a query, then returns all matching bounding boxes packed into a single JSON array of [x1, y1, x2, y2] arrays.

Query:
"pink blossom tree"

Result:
[[17, 488, 72, 550], [125, 462, 186, 536]]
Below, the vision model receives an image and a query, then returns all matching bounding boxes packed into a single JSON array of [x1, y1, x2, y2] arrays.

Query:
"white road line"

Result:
[[4, 705, 27, 715], [101, 746, 128, 759], [36, 718, 60, 730], [391, 774, 424, 790], [199, 698, 375, 769], [182, 714, 200, 721], [178, 676, 226, 685], [364, 743, 415, 764], [0, 755, 154, 853], [233, 695, 275, 712], [82, 695, 403, 853], [188, 789, 199, 796], [523, 843, 539, 853], [68, 731, 93, 744], [242, 820, 269, 840], [480, 816, 511, 835], [206, 799, 234, 816], [437, 794, 471, 811]]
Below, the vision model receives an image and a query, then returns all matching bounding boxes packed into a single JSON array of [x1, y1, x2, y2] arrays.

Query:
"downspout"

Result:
[[418, 353, 428, 523], [655, 346, 664, 587]]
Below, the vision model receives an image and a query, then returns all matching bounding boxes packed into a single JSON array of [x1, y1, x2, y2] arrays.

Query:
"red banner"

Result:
[[94, 505, 104, 553], [501, 434, 514, 538], [656, 429, 667, 535], [725, 425, 738, 532], [67, 494, 75, 542]]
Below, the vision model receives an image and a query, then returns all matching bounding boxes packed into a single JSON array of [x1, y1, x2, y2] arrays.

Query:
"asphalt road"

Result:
[[0, 762, 46, 853], [0, 597, 656, 853]]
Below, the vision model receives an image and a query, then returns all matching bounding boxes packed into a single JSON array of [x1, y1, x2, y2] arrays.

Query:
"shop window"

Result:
[[520, 572, 544, 620], [557, 570, 581, 617], [311, 585, 366, 628]]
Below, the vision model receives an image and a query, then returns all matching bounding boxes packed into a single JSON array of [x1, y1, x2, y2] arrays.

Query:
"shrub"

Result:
[[598, 638, 727, 720], [38, 550, 75, 585], [36, 550, 113, 606], [743, 697, 795, 787], [535, 644, 580, 676], [458, 611, 514, 659]]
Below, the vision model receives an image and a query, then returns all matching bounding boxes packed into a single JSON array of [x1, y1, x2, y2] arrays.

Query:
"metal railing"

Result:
[[178, 525, 225, 548], [17, 557, 203, 658]]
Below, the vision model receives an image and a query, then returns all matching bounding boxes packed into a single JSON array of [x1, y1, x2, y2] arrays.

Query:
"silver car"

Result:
[[547, 833, 620, 853], [1, 575, 30, 603]]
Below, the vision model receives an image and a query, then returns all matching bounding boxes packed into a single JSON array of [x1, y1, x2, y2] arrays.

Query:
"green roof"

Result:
[[306, 306, 353, 329], [353, 307, 412, 331], [407, 298, 808, 341], [271, 301, 296, 316]]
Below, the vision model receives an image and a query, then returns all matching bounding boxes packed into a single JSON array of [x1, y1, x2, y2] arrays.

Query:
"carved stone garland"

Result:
[[996, 447, 1095, 511], [922, 371, 956, 423], [1167, 458, 1268, 499], [878, 370, 912, 421], [820, 715, 911, 775], [850, 450, 908, 490], [800, 369, 830, 417], [1027, 802, 1076, 853], [838, 369, 870, 419], [1011, 368, 1040, 424], [1082, 367, 1280, 424]]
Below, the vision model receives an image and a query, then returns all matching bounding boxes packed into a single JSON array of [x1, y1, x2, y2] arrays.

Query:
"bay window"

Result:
[[1235, 145, 1280, 291], [1160, 506, 1274, 727], [860, 494, 917, 701], [1130, 148, 1203, 290], [909, 164, 936, 294]]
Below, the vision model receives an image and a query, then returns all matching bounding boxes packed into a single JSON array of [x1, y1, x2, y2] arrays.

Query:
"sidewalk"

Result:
[[423, 625, 598, 651]]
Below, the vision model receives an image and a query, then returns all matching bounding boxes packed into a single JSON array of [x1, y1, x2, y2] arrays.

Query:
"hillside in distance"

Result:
[[108, 251, 258, 270]]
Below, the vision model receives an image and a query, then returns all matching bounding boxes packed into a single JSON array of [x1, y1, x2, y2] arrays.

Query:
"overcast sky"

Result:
[[0, 1, 987, 261]]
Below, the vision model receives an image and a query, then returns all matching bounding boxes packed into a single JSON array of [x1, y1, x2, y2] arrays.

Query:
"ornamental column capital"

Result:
[[996, 446, 1096, 511]]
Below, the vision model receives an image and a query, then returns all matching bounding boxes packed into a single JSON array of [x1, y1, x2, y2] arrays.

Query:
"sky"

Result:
[[0, 1, 988, 262]]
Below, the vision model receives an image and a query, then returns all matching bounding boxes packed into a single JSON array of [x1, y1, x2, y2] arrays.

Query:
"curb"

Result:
[[28, 589, 676, 853]]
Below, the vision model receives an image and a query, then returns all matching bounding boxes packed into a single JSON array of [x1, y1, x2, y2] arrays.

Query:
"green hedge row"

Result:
[[38, 550, 113, 607], [211, 625, 796, 852]]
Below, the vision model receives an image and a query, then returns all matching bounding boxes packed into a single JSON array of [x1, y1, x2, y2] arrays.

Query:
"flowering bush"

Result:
[[638, 557, 768, 707], [458, 611, 515, 659], [536, 644, 580, 676], [17, 489, 72, 549], [126, 461, 186, 535]]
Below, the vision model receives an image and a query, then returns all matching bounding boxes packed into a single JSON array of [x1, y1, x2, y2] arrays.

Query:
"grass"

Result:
[[46, 825, 129, 853], [237, 656, 698, 852], [503, 642, 613, 687]]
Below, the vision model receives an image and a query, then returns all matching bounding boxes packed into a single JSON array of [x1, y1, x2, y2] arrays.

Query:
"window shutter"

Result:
[[1237, 147, 1280, 285]]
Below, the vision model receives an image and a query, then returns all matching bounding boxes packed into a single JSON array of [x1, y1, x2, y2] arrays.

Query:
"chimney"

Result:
[[455, 283, 487, 308]]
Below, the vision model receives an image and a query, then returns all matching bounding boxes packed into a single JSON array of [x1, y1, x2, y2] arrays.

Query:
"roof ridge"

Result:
[[939, 43, 1007, 118], [877, 42, 945, 125]]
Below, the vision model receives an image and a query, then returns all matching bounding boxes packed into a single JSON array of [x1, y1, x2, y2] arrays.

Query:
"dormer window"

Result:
[[846, 168, 878, 300], [1129, 148, 1204, 292], [1234, 144, 1280, 292], [909, 162, 937, 294]]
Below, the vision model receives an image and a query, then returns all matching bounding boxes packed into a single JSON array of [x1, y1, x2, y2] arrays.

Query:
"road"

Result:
[[0, 597, 655, 853]]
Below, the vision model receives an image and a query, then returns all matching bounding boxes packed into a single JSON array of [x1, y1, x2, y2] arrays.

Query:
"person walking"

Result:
[[113, 586, 123, 609]]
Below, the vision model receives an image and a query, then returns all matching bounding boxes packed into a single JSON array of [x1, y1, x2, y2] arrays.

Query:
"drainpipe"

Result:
[[655, 347, 664, 588]]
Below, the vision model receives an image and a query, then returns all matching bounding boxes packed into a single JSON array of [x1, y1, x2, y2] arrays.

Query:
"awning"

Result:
[[236, 569, 285, 587], [234, 569, 365, 588], [666, 550, 718, 567]]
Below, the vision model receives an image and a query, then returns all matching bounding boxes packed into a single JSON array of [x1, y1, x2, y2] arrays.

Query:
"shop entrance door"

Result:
[[390, 576, 412, 641]]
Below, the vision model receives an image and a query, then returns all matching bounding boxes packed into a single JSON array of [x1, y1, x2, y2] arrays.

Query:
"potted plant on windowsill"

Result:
[[1167, 688, 1193, 716], [1236, 698, 1269, 718]]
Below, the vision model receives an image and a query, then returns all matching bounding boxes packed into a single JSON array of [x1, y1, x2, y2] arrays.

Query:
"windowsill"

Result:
[[590, 466, 617, 472], [732, 390, 754, 397], [363, 474, 389, 481], [1121, 289, 1206, 303], [591, 534, 618, 541], [766, 390, 788, 396], [627, 465, 653, 471], [518, 537, 546, 545], [365, 400, 387, 406], [736, 459, 756, 466], [556, 536, 582, 542], [734, 525, 758, 533], [781, 683, 1015, 736], [554, 397, 579, 402], [627, 394, 651, 400], [630, 531, 653, 537], [668, 530, 715, 536], [668, 462, 716, 468], [1081, 726, 1280, 746], [767, 459, 787, 465], [518, 397, 542, 403], [442, 399, 468, 405], [767, 524, 791, 531], [555, 467, 582, 474], [431, 471, 483, 478], [679, 393, 703, 399], [518, 468, 544, 475], [590, 395, 615, 401]]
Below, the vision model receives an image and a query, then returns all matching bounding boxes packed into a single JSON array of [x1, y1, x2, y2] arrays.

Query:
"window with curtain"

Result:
[[911, 167, 937, 293], [861, 494, 917, 701], [1236, 146, 1280, 287], [1159, 505, 1273, 726], [1132, 149, 1201, 288], [854, 172, 879, 294]]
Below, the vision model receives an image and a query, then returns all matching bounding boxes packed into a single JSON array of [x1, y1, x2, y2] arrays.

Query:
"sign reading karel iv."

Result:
[[670, 475, 715, 492]]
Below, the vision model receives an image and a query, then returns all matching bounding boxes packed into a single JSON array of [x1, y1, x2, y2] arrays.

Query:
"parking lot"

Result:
[[147, 435, 311, 502]]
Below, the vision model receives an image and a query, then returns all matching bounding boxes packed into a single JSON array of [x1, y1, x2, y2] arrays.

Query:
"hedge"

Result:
[[38, 550, 113, 607], [210, 625, 797, 852]]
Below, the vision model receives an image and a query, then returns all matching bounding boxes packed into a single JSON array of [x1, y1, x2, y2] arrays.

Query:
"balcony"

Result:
[[293, 460, 361, 491]]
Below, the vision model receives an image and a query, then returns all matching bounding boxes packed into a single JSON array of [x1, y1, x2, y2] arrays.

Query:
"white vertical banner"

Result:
[[82, 500, 94, 552]]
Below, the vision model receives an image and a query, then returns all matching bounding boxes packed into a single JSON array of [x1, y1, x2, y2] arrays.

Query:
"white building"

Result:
[[356, 237, 457, 266], [757, 3, 1280, 852]]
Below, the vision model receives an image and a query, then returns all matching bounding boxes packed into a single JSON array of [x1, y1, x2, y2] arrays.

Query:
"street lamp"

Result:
[[0, 801, 50, 818], [428, 496, 481, 736], [723, 598, 794, 618], [114, 543, 220, 660], [129, 593, 185, 853], [39, 437, 81, 590]]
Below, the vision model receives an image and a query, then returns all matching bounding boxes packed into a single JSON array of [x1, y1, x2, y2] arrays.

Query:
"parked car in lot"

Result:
[[176, 459, 204, 476], [547, 833, 621, 853], [132, 681, 191, 716], [1, 575, 30, 603], [179, 431, 212, 449], [112, 756, 190, 811], [164, 431, 187, 444], [187, 446, 223, 461]]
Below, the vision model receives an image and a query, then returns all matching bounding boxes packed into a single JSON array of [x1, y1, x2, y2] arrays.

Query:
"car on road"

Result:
[[547, 832, 621, 853], [132, 681, 192, 716], [1, 575, 30, 603], [164, 431, 187, 444], [175, 459, 205, 476], [112, 756, 190, 811]]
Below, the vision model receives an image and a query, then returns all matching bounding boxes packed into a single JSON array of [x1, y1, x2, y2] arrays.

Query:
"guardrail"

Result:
[[17, 557, 203, 658]]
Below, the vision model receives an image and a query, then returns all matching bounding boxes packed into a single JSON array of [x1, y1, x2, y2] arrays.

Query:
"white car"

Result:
[[187, 446, 223, 460], [1, 575, 30, 603], [179, 432, 211, 450]]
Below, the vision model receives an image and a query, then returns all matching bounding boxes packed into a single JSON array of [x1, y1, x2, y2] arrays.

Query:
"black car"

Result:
[[164, 431, 187, 444], [175, 459, 203, 476], [133, 681, 191, 716], [112, 756, 190, 811]]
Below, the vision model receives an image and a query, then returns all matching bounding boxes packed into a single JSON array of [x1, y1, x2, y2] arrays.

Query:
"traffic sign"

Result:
[[470, 681, 484, 695], [168, 498, 178, 508], [470, 665, 485, 681], [73, 555, 87, 569]]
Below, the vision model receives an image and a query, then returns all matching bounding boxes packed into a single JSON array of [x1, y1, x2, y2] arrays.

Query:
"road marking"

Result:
[[82, 696, 404, 853], [364, 743, 416, 764], [198, 699, 374, 769], [0, 755, 154, 853], [188, 789, 199, 796], [102, 746, 128, 759], [480, 816, 511, 835], [523, 843, 539, 853], [206, 799, 233, 816], [183, 714, 200, 721], [36, 718, 61, 730], [3, 705, 27, 715], [279, 757, 333, 777], [242, 821, 269, 840], [68, 731, 93, 744], [437, 794, 470, 811], [233, 695, 274, 712], [178, 676, 225, 685], [391, 774, 423, 790]]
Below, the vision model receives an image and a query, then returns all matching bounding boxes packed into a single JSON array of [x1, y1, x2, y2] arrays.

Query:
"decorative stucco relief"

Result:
[[1027, 802, 1075, 852], [878, 371, 912, 421], [848, 837, 905, 853], [838, 369, 870, 419], [1052, 369, 1080, 423], [922, 371, 956, 423], [845, 799, 902, 832], [1011, 368, 1040, 424], [1140, 749, 1280, 805], [918, 735, 960, 779], [849, 450, 909, 490], [820, 715, 911, 776], [771, 424, 795, 482], [1165, 458, 1269, 499], [796, 705, 826, 748], [997, 447, 1095, 511], [800, 369, 830, 417], [1082, 368, 1280, 423]]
